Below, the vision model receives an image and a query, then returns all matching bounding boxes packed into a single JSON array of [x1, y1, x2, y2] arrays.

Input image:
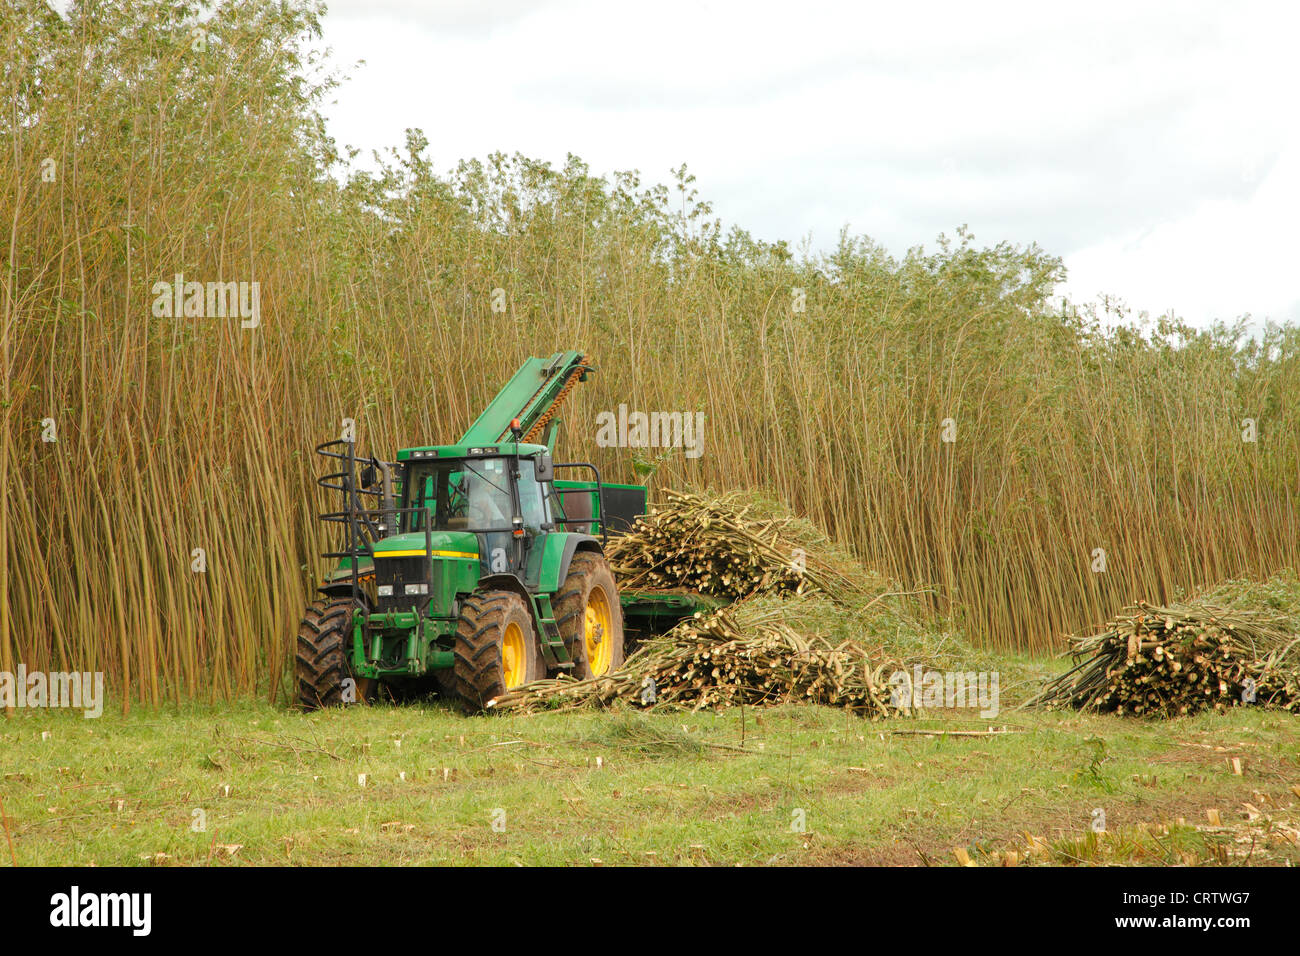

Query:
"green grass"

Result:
[[2, 688, 1296, 866]]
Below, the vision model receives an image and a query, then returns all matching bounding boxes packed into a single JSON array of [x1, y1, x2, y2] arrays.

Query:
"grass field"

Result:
[[3, 662, 1297, 867]]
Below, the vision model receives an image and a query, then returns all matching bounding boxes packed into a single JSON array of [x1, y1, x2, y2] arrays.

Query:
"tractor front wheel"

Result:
[[452, 590, 544, 710], [296, 598, 365, 710], [555, 551, 625, 679]]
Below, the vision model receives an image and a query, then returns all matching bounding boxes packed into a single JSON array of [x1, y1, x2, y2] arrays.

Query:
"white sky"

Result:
[[314, 0, 1299, 326]]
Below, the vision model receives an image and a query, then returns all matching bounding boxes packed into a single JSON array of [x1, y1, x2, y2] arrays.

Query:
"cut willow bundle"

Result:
[[489, 599, 904, 716], [606, 489, 869, 602], [1031, 600, 1300, 717]]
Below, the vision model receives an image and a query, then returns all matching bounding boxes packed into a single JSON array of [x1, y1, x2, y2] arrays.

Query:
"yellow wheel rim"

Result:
[[502, 621, 526, 689], [584, 587, 613, 676]]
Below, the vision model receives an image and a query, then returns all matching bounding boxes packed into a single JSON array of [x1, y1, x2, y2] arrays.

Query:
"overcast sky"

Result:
[[315, 0, 1299, 327]]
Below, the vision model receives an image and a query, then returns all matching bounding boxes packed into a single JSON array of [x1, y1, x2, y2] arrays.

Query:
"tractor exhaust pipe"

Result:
[[373, 458, 396, 534]]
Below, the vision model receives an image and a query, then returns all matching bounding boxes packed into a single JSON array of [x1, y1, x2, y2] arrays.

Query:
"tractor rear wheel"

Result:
[[452, 590, 544, 710], [555, 551, 625, 679], [296, 598, 364, 710]]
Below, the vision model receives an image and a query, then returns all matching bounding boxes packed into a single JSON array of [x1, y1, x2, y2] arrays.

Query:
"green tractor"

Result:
[[296, 352, 651, 711]]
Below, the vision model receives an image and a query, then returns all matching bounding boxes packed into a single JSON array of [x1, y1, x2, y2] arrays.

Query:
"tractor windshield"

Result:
[[404, 456, 549, 534]]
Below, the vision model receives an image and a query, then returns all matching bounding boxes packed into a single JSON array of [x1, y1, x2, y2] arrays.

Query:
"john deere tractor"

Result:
[[296, 352, 656, 711]]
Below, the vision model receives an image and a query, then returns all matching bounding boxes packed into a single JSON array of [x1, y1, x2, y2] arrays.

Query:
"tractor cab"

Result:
[[366, 440, 598, 620], [392, 442, 559, 583]]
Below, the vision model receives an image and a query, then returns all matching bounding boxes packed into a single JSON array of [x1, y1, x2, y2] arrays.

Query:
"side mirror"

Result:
[[533, 452, 553, 481]]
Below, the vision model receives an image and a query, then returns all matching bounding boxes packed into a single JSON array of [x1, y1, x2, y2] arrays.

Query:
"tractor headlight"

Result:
[[377, 585, 394, 597], [404, 583, 428, 596]]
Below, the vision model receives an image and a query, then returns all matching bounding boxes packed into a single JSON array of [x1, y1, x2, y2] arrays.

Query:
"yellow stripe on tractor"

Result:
[[376, 549, 478, 559]]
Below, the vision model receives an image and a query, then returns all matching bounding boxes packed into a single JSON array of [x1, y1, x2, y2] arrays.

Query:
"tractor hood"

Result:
[[371, 531, 479, 561]]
